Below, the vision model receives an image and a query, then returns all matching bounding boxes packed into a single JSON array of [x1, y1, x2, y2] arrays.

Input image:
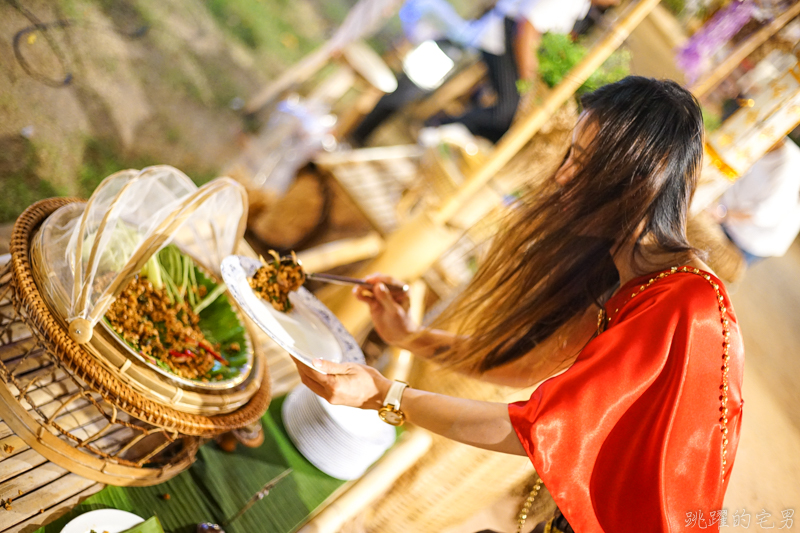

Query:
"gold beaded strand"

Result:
[[516, 475, 542, 533], [597, 266, 731, 477]]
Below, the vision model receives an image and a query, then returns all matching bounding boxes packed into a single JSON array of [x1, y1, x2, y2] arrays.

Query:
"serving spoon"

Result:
[[274, 254, 408, 295], [305, 271, 409, 295]]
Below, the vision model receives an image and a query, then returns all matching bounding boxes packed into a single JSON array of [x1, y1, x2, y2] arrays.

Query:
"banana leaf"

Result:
[[120, 517, 165, 533]]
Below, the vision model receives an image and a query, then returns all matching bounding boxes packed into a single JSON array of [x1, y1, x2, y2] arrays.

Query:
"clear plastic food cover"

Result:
[[32, 165, 248, 344]]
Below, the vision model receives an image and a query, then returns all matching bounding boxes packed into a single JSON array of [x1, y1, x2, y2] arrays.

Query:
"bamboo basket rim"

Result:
[[9, 198, 272, 437]]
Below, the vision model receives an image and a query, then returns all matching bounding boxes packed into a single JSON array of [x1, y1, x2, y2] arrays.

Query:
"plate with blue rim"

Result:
[[220, 255, 364, 373]]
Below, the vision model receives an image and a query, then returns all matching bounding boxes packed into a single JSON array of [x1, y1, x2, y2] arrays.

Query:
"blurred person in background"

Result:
[[352, 0, 619, 145], [711, 137, 800, 265], [428, 0, 620, 143]]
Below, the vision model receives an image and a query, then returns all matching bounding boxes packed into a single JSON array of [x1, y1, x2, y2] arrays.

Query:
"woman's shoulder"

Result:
[[613, 266, 729, 321]]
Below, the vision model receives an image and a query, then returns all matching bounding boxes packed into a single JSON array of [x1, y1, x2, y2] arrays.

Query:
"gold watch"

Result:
[[378, 380, 409, 426]]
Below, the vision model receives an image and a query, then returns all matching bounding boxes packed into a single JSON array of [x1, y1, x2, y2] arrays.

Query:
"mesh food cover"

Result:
[[32, 165, 248, 344]]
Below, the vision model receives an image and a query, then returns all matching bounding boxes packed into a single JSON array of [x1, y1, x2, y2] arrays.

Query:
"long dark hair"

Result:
[[433, 77, 705, 373]]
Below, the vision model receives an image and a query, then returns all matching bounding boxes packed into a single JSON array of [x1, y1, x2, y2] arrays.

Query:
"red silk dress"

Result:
[[509, 268, 744, 533]]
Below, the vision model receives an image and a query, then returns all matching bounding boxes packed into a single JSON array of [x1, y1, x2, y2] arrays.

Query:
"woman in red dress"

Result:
[[293, 76, 744, 532]]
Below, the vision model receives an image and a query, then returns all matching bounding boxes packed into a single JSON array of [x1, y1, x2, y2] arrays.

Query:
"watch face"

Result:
[[379, 407, 404, 426]]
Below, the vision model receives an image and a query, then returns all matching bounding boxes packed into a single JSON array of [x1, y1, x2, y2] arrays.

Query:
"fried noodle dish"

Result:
[[249, 250, 305, 312]]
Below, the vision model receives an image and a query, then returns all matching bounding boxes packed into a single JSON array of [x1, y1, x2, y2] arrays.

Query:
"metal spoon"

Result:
[[274, 254, 408, 294], [305, 272, 409, 294]]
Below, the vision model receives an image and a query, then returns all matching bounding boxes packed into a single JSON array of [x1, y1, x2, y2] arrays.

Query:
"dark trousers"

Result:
[[439, 17, 520, 143], [353, 19, 520, 145], [351, 72, 430, 145]]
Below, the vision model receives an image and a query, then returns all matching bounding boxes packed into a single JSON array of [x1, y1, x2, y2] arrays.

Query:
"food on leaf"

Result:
[[105, 245, 248, 382]]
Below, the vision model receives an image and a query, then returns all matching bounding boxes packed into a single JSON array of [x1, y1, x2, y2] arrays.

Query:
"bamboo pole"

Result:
[[296, 232, 385, 273], [410, 61, 488, 120], [385, 280, 427, 382], [244, 45, 334, 114], [432, 0, 664, 226], [690, 1, 800, 98], [314, 145, 423, 166]]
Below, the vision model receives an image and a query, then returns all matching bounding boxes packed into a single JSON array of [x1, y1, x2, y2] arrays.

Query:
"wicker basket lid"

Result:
[[32, 166, 248, 345], [10, 196, 271, 436]]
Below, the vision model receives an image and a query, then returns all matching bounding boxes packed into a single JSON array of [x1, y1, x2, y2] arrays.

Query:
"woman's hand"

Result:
[[354, 274, 419, 348], [292, 358, 527, 456], [292, 357, 392, 410]]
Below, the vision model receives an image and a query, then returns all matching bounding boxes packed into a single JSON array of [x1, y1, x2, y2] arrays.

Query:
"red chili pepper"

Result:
[[198, 342, 219, 356], [200, 342, 228, 366], [168, 349, 184, 358], [183, 349, 196, 358]]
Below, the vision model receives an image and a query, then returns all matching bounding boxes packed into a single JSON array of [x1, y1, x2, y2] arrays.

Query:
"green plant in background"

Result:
[[0, 136, 62, 224], [661, 0, 686, 17], [537, 33, 631, 96], [204, 0, 323, 63], [702, 107, 722, 132]]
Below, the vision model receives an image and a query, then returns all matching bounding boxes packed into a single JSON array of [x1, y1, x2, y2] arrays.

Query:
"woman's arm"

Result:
[[402, 387, 527, 455], [355, 276, 596, 388], [293, 358, 527, 456]]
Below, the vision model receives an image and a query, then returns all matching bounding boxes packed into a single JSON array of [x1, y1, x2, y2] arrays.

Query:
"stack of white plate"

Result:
[[283, 384, 396, 480]]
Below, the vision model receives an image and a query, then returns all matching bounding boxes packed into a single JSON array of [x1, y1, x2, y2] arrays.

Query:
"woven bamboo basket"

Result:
[[0, 259, 198, 532], [0, 198, 272, 495], [29, 220, 266, 417]]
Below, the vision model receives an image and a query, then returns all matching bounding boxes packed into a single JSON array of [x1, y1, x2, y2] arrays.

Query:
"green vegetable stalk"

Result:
[[140, 244, 228, 314]]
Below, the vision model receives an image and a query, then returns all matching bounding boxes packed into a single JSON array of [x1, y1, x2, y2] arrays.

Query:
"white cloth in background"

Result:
[[477, 0, 591, 54], [721, 139, 800, 258], [399, 0, 590, 55]]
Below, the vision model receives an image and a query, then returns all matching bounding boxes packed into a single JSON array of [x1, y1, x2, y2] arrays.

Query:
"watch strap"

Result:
[[383, 381, 408, 410]]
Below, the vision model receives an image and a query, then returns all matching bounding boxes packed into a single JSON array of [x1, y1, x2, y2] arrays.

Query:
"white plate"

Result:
[[60, 509, 144, 533], [283, 385, 395, 480], [221, 255, 364, 372], [316, 394, 396, 442]]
